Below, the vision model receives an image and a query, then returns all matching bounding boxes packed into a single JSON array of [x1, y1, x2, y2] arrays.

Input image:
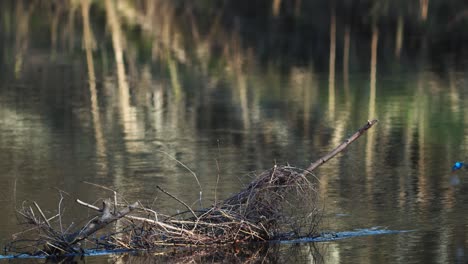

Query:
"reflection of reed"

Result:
[[81, 0, 107, 164], [343, 25, 350, 96], [365, 25, 378, 183], [187, 7, 222, 74], [237, 66, 250, 130], [328, 10, 336, 120], [461, 75, 468, 151], [105, 0, 129, 97], [167, 51, 183, 100], [395, 16, 404, 58], [105, 0, 144, 191], [65, 3, 77, 51], [303, 78, 311, 136], [400, 104, 417, 208], [320, 116, 349, 199], [290, 67, 317, 136], [105, 0, 139, 152], [272, 0, 282, 17], [448, 69, 460, 114], [49, 2, 62, 57], [320, 84, 352, 199], [14, 0, 35, 78], [369, 25, 378, 120], [294, 0, 302, 17], [416, 75, 429, 207], [420, 0, 429, 21], [227, 33, 251, 130]]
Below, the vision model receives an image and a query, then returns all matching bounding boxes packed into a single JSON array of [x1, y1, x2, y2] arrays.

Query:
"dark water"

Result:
[[1, 1, 468, 263]]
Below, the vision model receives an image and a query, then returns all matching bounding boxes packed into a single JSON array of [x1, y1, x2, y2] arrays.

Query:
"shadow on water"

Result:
[[0, 227, 412, 263]]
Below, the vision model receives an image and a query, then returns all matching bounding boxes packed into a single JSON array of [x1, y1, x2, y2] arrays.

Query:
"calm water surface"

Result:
[[1, 1, 468, 263]]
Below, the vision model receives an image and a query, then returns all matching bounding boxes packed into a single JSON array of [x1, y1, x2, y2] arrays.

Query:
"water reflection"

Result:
[[88, 242, 328, 264], [1, 0, 468, 263]]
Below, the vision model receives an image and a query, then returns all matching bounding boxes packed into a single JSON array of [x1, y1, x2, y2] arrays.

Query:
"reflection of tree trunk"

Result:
[[365, 25, 378, 183], [442, 94, 455, 209], [82, 0, 106, 163], [303, 89, 310, 135], [167, 52, 182, 101], [66, 4, 77, 51], [14, 0, 35, 77], [463, 75, 468, 204], [343, 25, 350, 96], [230, 34, 250, 130], [272, 0, 281, 17], [369, 25, 378, 120], [420, 0, 429, 21], [105, 0, 128, 95], [416, 76, 428, 207], [444, 72, 460, 210], [328, 11, 336, 120], [294, 0, 302, 17], [238, 75, 250, 130], [105, 0, 141, 164], [448, 68, 460, 113], [395, 16, 404, 58], [104, 0, 132, 138], [82, 0, 96, 81], [291, 67, 316, 136], [50, 3, 62, 57], [322, 106, 350, 197], [321, 14, 338, 193], [235, 53, 250, 130], [104, 0, 137, 240], [303, 74, 311, 136], [145, 0, 155, 20]]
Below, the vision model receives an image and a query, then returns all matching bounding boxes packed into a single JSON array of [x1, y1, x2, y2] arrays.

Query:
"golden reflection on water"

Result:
[[1, 0, 468, 262], [82, 0, 106, 171]]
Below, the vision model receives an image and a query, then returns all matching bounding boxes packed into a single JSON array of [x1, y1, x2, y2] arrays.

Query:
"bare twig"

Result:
[[156, 185, 197, 220], [306, 119, 378, 172], [125, 215, 195, 235], [58, 193, 64, 234], [83, 181, 116, 193], [214, 139, 221, 206], [214, 158, 221, 205], [157, 150, 202, 203], [136, 201, 160, 222], [33, 202, 51, 228], [76, 199, 101, 211], [82, 181, 118, 213], [69, 199, 138, 245]]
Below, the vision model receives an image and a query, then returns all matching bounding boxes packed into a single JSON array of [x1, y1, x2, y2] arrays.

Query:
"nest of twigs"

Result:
[[5, 120, 377, 257], [144, 165, 320, 245], [6, 166, 319, 255]]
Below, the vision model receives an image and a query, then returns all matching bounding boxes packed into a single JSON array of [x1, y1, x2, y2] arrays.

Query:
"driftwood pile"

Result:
[[5, 120, 377, 257]]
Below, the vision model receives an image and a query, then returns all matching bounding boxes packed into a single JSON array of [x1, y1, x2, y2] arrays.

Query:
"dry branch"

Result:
[[68, 199, 138, 245], [306, 119, 378, 172], [156, 185, 197, 219]]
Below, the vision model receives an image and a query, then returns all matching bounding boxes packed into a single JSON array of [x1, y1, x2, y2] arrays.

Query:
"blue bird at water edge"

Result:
[[451, 161, 465, 186], [452, 161, 464, 172]]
